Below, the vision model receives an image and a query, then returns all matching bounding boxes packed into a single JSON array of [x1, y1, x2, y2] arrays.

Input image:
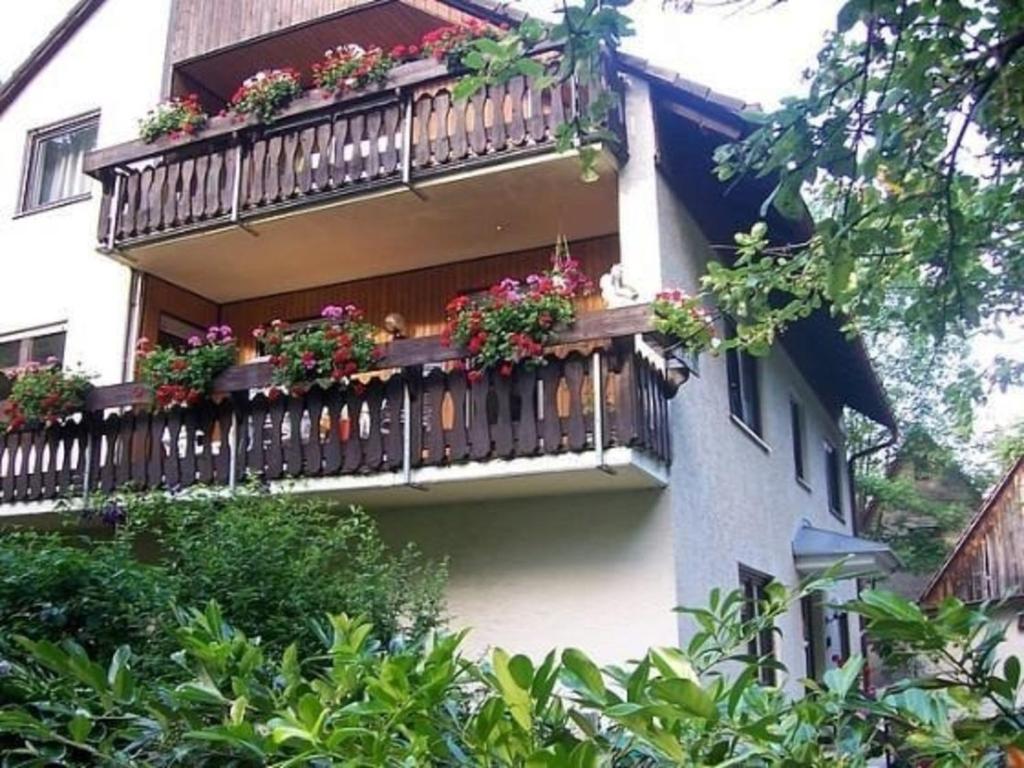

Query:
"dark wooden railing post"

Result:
[[610, 336, 640, 447]]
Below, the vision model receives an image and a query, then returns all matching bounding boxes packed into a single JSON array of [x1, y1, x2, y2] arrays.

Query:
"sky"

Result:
[[2, 0, 1021, 449]]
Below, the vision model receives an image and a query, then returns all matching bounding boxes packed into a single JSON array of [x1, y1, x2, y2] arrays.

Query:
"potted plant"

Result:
[[138, 94, 208, 143], [312, 45, 398, 97], [442, 240, 591, 381], [254, 304, 383, 396], [420, 20, 506, 68], [227, 69, 303, 124], [136, 326, 237, 410], [0, 361, 92, 432], [652, 288, 720, 358]]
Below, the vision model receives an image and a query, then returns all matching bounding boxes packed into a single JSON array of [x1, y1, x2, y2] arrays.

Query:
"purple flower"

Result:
[[322, 305, 345, 320], [188, 335, 202, 347]]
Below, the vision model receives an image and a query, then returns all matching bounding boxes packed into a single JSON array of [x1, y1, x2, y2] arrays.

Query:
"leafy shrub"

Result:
[[1, 583, 1020, 766], [0, 493, 444, 678], [135, 325, 236, 410], [119, 491, 446, 652], [0, 363, 91, 432]]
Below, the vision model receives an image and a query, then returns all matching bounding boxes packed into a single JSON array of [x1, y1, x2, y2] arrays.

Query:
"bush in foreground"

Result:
[[0, 492, 446, 677], [1, 577, 1020, 766]]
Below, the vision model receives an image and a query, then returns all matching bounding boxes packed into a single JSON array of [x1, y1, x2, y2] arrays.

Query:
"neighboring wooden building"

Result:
[[0, 0, 898, 683]]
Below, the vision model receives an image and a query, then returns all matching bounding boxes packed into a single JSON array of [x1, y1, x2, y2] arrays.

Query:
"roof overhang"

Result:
[[793, 522, 900, 579]]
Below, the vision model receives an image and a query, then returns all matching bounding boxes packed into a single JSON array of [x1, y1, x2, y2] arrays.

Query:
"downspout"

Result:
[[121, 269, 143, 384]]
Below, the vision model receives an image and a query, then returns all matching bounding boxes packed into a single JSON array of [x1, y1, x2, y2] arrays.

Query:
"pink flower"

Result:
[[188, 335, 202, 347]]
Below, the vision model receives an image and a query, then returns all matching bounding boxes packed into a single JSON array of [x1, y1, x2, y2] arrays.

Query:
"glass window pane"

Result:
[[0, 341, 20, 369], [29, 120, 98, 208], [28, 332, 66, 365]]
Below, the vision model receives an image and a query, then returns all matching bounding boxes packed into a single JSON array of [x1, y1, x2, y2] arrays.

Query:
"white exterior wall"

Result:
[[617, 75, 862, 689], [0, 0, 171, 384], [372, 489, 679, 664]]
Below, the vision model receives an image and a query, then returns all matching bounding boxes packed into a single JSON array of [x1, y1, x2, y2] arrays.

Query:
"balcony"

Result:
[[83, 54, 623, 301], [0, 307, 680, 513]]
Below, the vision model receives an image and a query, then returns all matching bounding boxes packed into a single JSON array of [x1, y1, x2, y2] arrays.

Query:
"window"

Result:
[[0, 329, 67, 372], [158, 314, 205, 353], [837, 611, 851, 662], [801, 595, 819, 682], [19, 112, 99, 214], [790, 399, 806, 482], [739, 565, 776, 686], [725, 320, 761, 436], [825, 441, 843, 519]]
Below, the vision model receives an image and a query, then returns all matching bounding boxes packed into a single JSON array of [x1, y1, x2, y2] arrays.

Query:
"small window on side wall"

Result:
[[18, 112, 99, 215], [725, 319, 762, 436], [739, 565, 777, 686], [0, 330, 67, 373], [825, 441, 844, 520], [790, 399, 806, 482]]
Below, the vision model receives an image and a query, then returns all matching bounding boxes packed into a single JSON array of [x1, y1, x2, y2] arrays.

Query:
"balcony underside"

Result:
[[117, 150, 618, 303]]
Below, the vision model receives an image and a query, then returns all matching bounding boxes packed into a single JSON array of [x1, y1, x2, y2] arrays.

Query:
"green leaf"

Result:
[[561, 648, 606, 702], [492, 648, 533, 732], [649, 678, 717, 720]]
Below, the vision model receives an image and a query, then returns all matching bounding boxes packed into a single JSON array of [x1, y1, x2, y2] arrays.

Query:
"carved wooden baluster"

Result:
[[27, 429, 45, 500], [247, 393, 269, 478], [265, 135, 283, 202], [164, 409, 182, 489], [131, 411, 151, 490], [366, 109, 382, 179], [407, 370, 423, 468], [281, 132, 298, 198], [178, 159, 195, 222], [265, 395, 286, 480], [508, 76, 526, 145], [331, 117, 349, 187], [98, 413, 119, 493], [150, 165, 167, 230], [214, 399, 233, 484], [115, 412, 134, 489], [283, 394, 305, 477], [97, 174, 113, 243], [298, 127, 315, 193], [249, 140, 267, 205], [447, 369, 469, 463], [148, 410, 166, 488], [363, 379, 384, 471], [636, 354, 651, 451], [196, 402, 216, 485], [342, 385, 365, 473], [612, 341, 639, 447], [488, 82, 507, 151], [538, 362, 563, 454], [424, 368, 447, 465], [304, 387, 324, 476], [322, 386, 344, 474], [383, 376, 404, 471], [468, 371, 491, 460], [121, 172, 139, 237], [42, 427, 61, 499], [180, 407, 199, 488], [314, 122, 332, 190], [514, 367, 538, 456], [220, 149, 236, 214], [563, 354, 588, 451], [136, 168, 153, 233], [492, 372, 514, 458], [382, 104, 400, 174], [206, 151, 223, 215], [1, 433, 14, 502], [58, 424, 77, 495], [450, 95, 468, 160], [348, 113, 365, 182], [528, 79, 545, 142], [191, 155, 208, 219], [12, 431, 30, 501], [414, 95, 433, 167], [433, 91, 451, 163], [163, 162, 180, 225], [469, 90, 487, 155]]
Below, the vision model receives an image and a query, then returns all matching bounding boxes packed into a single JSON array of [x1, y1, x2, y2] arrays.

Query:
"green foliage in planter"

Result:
[[227, 69, 302, 124], [442, 240, 593, 380], [135, 326, 237, 410], [255, 304, 383, 393], [0, 363, 91, 432], [312, 45, 396, 94], [0, 492, 445, 680], [2, 578, 1022, 765], [138, 94, 207, 143], [653, 288, 720, 356]]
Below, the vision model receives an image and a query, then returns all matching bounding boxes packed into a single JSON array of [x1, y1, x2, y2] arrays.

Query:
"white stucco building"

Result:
[[0, 0, 898, 692]]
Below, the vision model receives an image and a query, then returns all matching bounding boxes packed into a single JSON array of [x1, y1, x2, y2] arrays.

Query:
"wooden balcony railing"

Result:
[[0, 307, 678, 507], [84, 53, 624, 249]]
